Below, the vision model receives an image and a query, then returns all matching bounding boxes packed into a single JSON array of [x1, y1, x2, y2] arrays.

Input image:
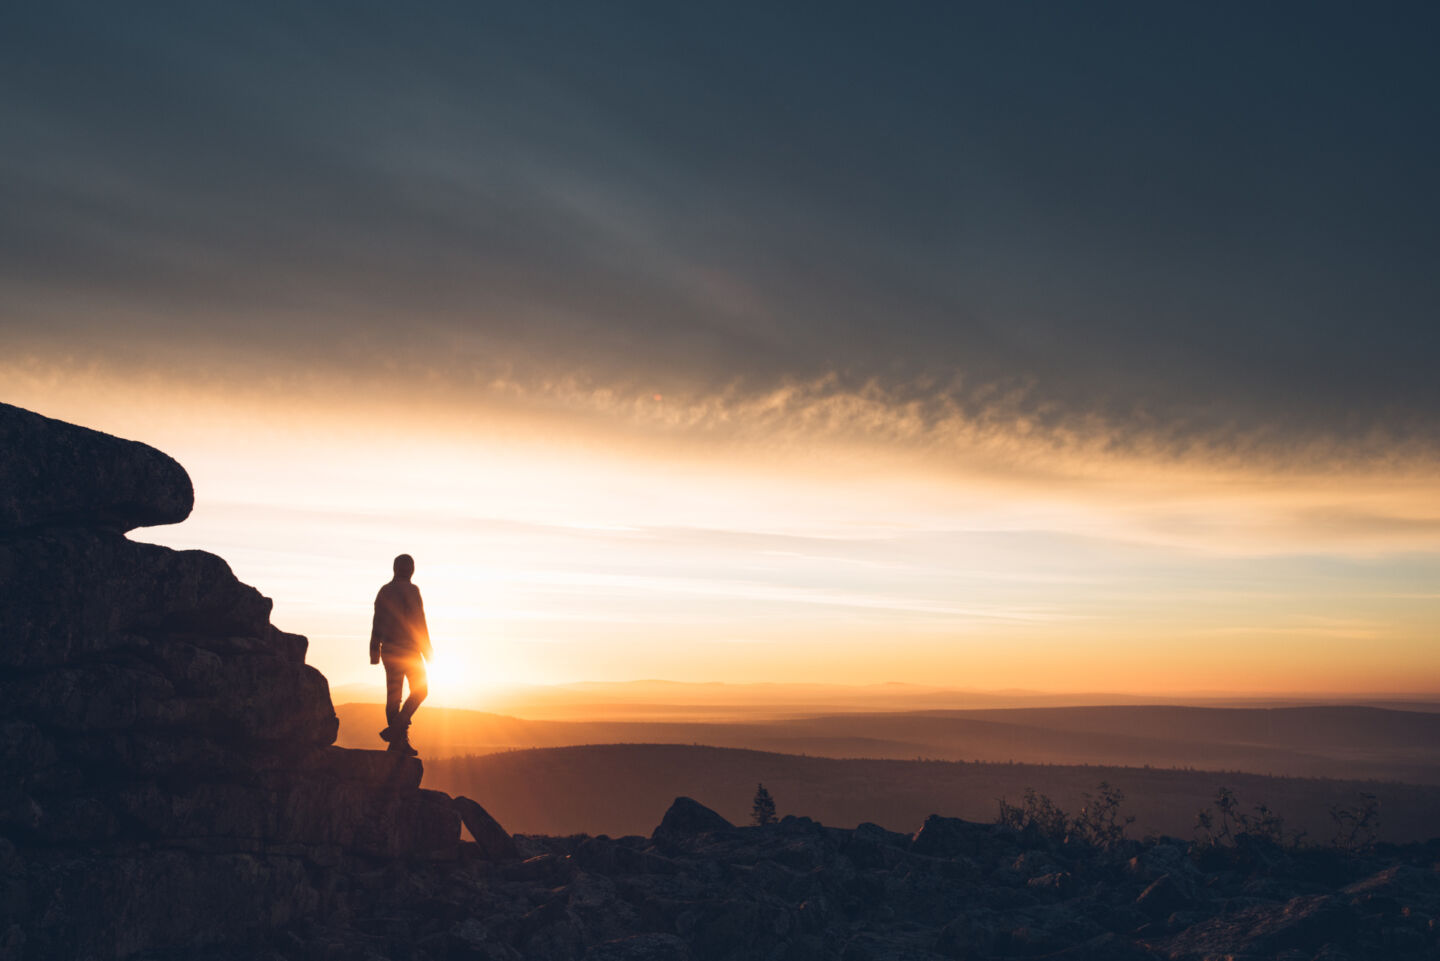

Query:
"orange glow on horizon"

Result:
[[5, 363, 1439, 707]]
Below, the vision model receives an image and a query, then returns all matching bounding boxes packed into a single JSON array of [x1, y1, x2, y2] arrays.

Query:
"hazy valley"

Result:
[[335, 698, 1440, 786], [333, 697, 1440, 844]]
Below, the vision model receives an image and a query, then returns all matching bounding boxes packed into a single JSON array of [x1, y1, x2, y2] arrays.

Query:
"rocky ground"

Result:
[[2, 401, 1439, 961], [260, 796, 1439, 961]]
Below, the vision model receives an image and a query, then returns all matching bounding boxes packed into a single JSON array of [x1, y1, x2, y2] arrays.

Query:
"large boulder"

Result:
[[653, 797, 733, 843], [0, 403, 193, 534], [454, 794, 520, 860]]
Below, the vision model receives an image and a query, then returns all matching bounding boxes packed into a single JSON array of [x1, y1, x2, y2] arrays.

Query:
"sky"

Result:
[[3, 2, 1438, 704]]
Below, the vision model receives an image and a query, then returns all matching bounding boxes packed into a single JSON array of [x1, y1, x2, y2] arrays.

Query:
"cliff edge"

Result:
[[0, 403, 467, 958]]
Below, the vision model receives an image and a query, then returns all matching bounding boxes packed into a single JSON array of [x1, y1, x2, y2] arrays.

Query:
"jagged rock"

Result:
[[854, 821, 911, 847], [575, 836, 678, 876], [1027, 870, 1075, 896], [453, 795, 522, 861], [653, 797, 732, 842], [0, 530, 277, 669], [910, 814, 997, 860], [1159, 894, 1355, 959], [1344, 863, 1433, 918], [1000, 849, 1063, 885], [0, 403, 193, 534], [502, 852, 578, 885], [1135, 873, 1191, 918], [844, 822, 910, 871], [1125, 839, 1196, 883], [393, 789, 465, 860], [19, 849, 319, 960]]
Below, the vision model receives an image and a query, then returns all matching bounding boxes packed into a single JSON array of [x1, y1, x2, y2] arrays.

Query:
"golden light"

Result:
[[6, 364, 1440, 703]]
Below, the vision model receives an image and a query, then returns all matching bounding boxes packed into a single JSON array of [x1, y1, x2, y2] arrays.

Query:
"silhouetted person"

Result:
[[370, 553, 433, 756]]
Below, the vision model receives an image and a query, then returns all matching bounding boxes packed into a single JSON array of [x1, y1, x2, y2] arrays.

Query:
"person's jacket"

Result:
[[370, 580, 433, 660]]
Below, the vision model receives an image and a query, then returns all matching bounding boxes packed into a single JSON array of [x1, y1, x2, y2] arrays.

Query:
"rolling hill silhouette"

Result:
[[335, 701, 1440, 784]]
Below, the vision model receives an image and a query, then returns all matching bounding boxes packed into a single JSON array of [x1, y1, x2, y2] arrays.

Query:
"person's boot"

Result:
[[379, 708, 398, 743], [388, 718, 418, 757]]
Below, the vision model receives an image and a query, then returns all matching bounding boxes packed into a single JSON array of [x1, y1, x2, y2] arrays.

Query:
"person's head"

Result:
[[392, 554, 415, 580]]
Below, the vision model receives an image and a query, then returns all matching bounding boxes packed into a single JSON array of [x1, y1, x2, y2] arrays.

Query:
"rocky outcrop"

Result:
[[0, 404, 481, 959], [0, 402, 192, 533]]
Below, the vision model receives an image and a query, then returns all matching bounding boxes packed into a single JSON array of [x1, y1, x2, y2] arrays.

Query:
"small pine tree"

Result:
[[751, 783, 776, 826]]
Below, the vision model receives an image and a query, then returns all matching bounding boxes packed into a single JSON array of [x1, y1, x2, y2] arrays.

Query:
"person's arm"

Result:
[[413, 587, 433, 661], [369, 589, 383, 664]]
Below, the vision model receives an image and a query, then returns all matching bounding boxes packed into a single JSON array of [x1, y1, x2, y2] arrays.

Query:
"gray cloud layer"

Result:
[[3, 2, 1438, 448]]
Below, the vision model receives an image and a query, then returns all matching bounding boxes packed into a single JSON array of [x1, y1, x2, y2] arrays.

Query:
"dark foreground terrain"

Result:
[[5, 403, 1440, 961], [313, 796, 1440, 961]]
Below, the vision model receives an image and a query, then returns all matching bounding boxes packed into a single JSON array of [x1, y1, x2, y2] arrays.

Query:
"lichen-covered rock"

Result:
[[0, 403, 193, 534]]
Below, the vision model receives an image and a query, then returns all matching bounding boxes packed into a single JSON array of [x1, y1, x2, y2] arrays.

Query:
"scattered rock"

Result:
[[455, 794, 520, 860], [653, 797, 733, 842], [1028, 870, 1076, 896], [1135, 873, 1191, 918], [1159, 894, 1356, 959], [584, 932, 693, 960], [910, 814, 996, 860]]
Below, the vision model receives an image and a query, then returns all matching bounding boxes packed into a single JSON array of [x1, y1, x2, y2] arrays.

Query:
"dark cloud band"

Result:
[[3, 2, 1437, 449]]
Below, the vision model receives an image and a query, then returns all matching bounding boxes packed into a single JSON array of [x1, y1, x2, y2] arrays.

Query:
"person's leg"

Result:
[[399, 656, 428, 722], [382, 654, 426, 756], [382, 654, 405, 731]]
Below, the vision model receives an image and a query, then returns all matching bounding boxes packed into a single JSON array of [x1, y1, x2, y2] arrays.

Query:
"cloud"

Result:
[[3, 1, 1438, 456]]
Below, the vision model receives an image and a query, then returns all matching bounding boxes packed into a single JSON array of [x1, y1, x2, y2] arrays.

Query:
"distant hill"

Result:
[[330, 680, 1440, 720], [337, 701, 1440, 784], [422, 743, 1440, 843]]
